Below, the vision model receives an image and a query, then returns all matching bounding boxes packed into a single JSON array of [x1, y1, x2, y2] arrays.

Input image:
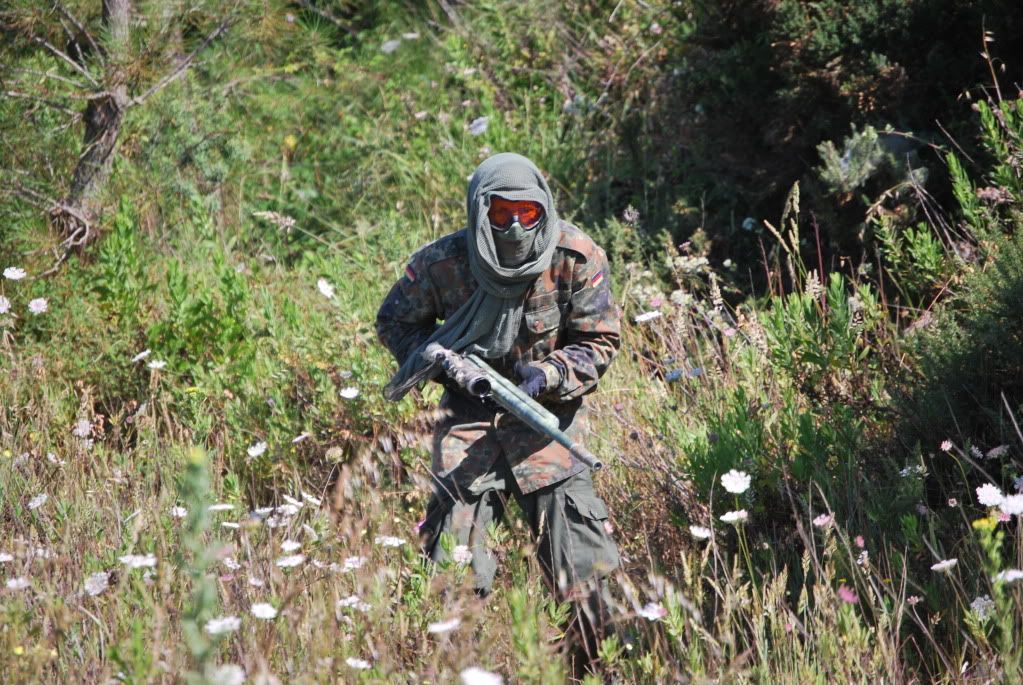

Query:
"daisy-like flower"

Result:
[[246, 441, 267, 459], [72, 419, 92, 438], [207, 664, 245, 685], [282, 494, 304, 508], [222, 557, 241, 571], [316, 278, 336, 300], [461, 667, 503, 685], [341, 556, 367, 572], [27, 493, 48, 510], [3, 266, 27, 280], [120, 553, 158, 569], [940, 439, 953, 452], [637, 602, 668, 621], [6, 577, 30, 590], [427, 617, 461, 634], [812, 513, 834, 528], [204, 616, 241, 635], [147, 359, 167, 370], [0, 296, 10, 314], [971, 595, 995, 621], [931, 558, 958, 573], [467, 116, 490, 136], [374, 534, 406, 547], [452, 544, 473, 563], [84, 571, 110, 597], [837, 584, 858, 604], [720, 469, 751, 494], [689, 525, 712, 540], [301, 491, 322, 506], [337, 595, 372, 612], [251, 603, 277, 619], [339, 386, 360, 400], [28, 298, 48, 315], [634, 311, 662, 324], [170, 506, 188, 519], [208, 503, 235, 512], [130, 349, 151, 363], [999, 494, 1023, 516], [977, 483, 1005, 507], [346, 657, 371, 670], [720, 510, 748, 524], [993, 569, 1023, 584], [275, 554, 305, 568], [281, 540, 301, 553]]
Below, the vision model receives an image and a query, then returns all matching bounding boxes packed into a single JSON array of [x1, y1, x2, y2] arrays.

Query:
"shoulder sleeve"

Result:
[[375, 246, 441, 366], [543, 238, 621, 400]]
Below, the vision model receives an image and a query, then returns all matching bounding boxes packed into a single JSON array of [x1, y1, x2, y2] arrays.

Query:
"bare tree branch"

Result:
[[53, 1, 104, 66], [32, 35, 101, 88], [129, 17, 232, 107], [3, 90, 79, 115], [11, 67, 91, 90]]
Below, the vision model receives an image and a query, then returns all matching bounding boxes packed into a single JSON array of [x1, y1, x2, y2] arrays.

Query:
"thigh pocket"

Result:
[[565, 492, 609, 521]]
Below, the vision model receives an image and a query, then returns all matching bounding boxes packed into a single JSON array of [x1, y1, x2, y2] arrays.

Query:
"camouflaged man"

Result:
[[376, 152, 621, 661]]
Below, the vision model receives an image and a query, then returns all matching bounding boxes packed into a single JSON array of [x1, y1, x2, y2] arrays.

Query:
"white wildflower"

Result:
[[131, 349, 151, 363], [222, 557, 241, 571], [72, 419, 92, 438], [971, 445, 984, 459], [977, 483, 1005, 507], [316, 278, 336, 300], [28, 298, 48, 315], [147, 359, 167, 370], [720, 510, 748, 524], [0, 552, 13, 562], [999, 494, 1023, 516], [301, 491, 322, 506], [346, 657, 371, 670], [427, 617, 461, 634], [207, 664, 245, 685], [813, 513, 834, 528], [341, 556, 367, 572], [170, 506, 188, 519], [6, 577, 30, 590], [251, 603, 278, 619], [374, 535, 406, 547], [971, 595, 995, 621], [84, 571, 110, 597], [987, 445, 1010, 459], [467, 116, 490, 136], [994, 569, 1023, 584], [930, 558, 958, 573], [460, 667, 503, 685], [0, 296, 10, 314], [3, 267, 27, 280], [247, 441, 267, 459], [638, 602, 668, 621], [634, 311, 662, 324], [221, 522, 240, 530], [28, 493, 48, 510], [204, 616, 241, 635], [275, 554, 305, 568], [452, 544, 473, 563], [119, 553, 157, 569], [339, 386, 360, 400], [720, 469, 751, 494], [940, 439, 953, 452], [337, 595, 371, 612], [689, 525, 712, 540], [282, 494, 304, 508], [208, 503, 235, 512], [281, 540, 301, 553]]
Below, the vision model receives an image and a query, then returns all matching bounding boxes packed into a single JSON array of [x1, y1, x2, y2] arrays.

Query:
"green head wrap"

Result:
[[384, 152, 562, 400]]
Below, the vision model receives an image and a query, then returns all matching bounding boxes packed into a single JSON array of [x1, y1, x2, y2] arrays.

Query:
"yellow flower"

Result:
[[972, 515, 998, 532], [284, 134, 298, 151], [13, 646, 24, 656]]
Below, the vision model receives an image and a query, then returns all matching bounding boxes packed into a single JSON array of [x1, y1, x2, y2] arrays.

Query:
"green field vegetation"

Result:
[[2, 1, 1023, 683]]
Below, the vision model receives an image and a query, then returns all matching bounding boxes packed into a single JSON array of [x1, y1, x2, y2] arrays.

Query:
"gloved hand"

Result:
[[515, 361, 549, 399]]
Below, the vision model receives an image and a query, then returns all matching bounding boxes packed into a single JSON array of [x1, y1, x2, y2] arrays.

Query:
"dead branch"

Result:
[[10, 67, 91, 90], [31, 36, 101, 88], [53, 1, 104, 65], [129, 18, 232, 107], [3, 90, 79, 115]]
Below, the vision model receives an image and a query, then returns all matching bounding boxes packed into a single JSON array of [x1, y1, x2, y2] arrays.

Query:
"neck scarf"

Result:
[[384, 152, 561, 400]]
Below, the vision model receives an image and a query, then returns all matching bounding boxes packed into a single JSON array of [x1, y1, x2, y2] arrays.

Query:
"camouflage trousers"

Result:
[[419, 456, 621, 663]]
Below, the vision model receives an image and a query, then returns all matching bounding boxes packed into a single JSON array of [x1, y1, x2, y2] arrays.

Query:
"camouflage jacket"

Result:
[[376, 221, 621, 493]]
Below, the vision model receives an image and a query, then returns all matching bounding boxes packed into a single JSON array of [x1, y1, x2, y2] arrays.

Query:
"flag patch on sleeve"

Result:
[[589, 270, 605, 288], [405, 265, 417, 282]]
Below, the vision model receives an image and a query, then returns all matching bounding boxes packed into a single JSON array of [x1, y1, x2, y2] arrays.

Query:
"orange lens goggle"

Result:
[[487, 196, 545, 230]]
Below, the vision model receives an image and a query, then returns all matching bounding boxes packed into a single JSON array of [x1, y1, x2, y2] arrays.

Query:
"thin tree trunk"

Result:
[[54, 0, 131, 246]]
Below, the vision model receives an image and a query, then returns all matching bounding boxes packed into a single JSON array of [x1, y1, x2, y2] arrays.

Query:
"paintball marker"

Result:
[[422, 343, 603, 470]]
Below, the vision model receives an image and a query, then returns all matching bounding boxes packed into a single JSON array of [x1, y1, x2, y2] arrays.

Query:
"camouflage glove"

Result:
[[514, 360, 562, 399]]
